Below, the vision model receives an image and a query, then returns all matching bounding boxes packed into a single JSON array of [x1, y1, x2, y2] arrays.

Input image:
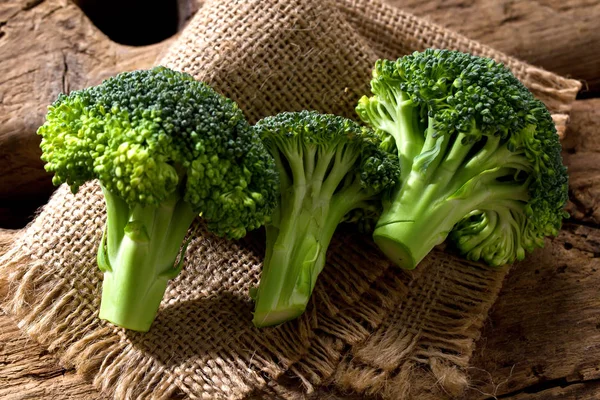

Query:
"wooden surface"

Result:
[[0, 0, 599, 399]]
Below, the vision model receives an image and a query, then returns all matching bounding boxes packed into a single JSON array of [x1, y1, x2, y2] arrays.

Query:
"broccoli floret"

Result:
[[252, 111, 399, 327], [38, 67, 278, 331], [357, 49, 568, 269]]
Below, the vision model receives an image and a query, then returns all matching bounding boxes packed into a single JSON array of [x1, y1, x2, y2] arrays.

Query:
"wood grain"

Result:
[[563, 99, 600, 225], [385, 0, 600, 96], [467, 224, 600, 398], [506, 381, 600, 399]]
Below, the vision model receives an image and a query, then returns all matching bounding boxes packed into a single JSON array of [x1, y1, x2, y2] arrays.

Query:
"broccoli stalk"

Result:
[[38, 67, 278, 331], [374, 135, 531, 268], [252, 112, 399, 327], [357, 50, 568, 269], [96, 185, 197, 331]]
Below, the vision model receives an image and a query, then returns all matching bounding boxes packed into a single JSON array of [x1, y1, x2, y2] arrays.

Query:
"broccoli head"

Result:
[[357, 49, 568, 269], [252, 111, 399, 327], [38, 66, 278, 331]]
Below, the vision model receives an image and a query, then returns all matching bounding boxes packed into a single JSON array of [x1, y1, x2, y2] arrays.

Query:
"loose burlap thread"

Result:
[[0, 0, 581, 399]]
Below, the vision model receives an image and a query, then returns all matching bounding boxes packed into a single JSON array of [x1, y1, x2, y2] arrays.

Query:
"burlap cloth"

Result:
[[0, 0, 581, 399]]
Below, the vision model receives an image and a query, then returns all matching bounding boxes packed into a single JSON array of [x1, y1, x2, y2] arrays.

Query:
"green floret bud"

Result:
[[38, 67, 278, 331], [251, 110, 399, 327], [357, 49, 568, 269]]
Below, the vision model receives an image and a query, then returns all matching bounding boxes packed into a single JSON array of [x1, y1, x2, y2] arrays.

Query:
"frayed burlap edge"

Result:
[[258, 252, 509, 400], [0, 187, 183, 400], [332, 257, 510, 399], [0, 246, 179, 400]]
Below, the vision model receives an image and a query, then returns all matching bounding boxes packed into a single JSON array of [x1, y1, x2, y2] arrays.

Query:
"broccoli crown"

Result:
[[38, 66, 278, 238], [358, 49, 569, 266], [256, 110, 399, 195]]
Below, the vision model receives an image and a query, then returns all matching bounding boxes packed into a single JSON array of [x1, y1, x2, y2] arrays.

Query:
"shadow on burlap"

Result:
[[0, 0, 581, 399]]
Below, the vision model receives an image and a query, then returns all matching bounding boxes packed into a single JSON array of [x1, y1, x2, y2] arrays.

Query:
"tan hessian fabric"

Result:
[[0, 0, 581, 399]]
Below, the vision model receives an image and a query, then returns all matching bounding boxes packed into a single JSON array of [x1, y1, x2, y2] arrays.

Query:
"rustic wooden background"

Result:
[[0, 0, 599, 399]]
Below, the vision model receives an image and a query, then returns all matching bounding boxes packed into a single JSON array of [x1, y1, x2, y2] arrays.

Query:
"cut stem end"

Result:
[[252, 305, 306, 328], [373, 221, 426, 270]]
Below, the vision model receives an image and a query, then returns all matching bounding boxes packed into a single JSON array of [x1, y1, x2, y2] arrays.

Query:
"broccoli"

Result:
[[252, 111, 399, 327], [356, 49, 569, 269], [38, 67, 278, 331]]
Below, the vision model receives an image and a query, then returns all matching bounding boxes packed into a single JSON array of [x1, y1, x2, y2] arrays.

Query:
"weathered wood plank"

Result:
[[385, 0, 600, 95], [563, 99, 600, 225], [508, 381, 600, 399]]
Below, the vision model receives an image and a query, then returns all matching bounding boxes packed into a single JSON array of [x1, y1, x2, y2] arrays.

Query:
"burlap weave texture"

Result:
[[0, 0, 581, 399]]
